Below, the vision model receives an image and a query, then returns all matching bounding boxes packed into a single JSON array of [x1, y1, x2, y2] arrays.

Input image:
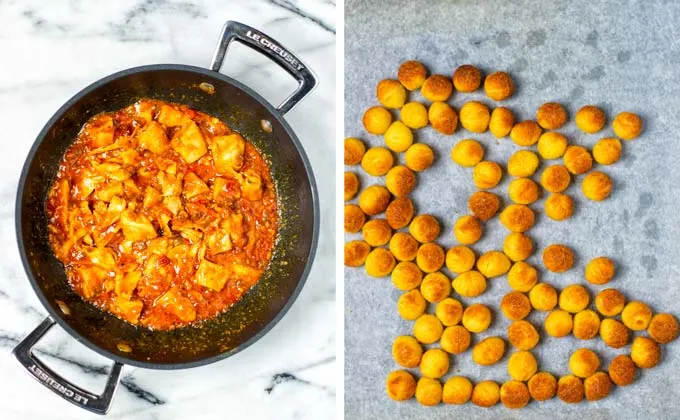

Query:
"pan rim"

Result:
[[15, 63, 320, 370]]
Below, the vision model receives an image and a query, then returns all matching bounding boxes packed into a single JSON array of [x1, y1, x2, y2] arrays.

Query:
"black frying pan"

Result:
[[12, 21, 319, 415]]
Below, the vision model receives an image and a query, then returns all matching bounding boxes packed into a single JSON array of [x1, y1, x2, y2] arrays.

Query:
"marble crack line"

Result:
[[264, 0, 336, 34], [264, 354, 336, 395], [119, 375, 166, 406]]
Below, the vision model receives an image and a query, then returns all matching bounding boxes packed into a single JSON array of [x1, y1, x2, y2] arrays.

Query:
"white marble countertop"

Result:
[[0, 0, 335, 419]]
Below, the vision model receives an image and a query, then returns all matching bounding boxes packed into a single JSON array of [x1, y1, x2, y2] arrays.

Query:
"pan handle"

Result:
[[12, 317, 123, 415], [210, 21, 317, 115]]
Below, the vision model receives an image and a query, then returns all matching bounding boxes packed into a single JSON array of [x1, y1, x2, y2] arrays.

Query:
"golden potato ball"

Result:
[[559, 284, 590, 313], [391, 261, 422, 291], [501, 291, 532, 321], [573, 309, 600, 340], [392, 335, 423, 368], [420, 348, 450, 379], [484, 71, 514, 101], [362, 219, 392, 246], [503, 232, 534, 262], [575, 105, 606, 133], [435, 298, 464, 326], [344, 137, 366, 165], [569, 348, 600, 378], [582, 171, 612, 201], [440, 325, 471, 354], [362, 106, 392, 134], [540, 165, 571, 193], [344, 172, 360, 201], [385, 165, 416, 197], [344, 204, 365, 233], [608, 355, 637, 386], [477, 251, 511, 278], [415, 377, 443, 406], [489, 106, 515, 138], [564, 145, 593, 175], [400, 102, 429, 129], [472, 337, 506, 366], [536, 102, 567, 130], [529, 283, 558, 311], [542, 244, 575, 273], [584, 372, 611, 401], [404, 143, 435, 172], [613, 111, 643, 140], [386, 370, 417, 401], [453, 64, 482, 92], [545, 309, 573, 337], [377, 79, 407, 109], [442, 376, 473, 405], [429, 102, 458, 135], [537, 132, 568, 160], [507, 350, 538, 381], [468, 191, 501, 222], [621, 301, 652, 331], [459, 101, 491, 133], [508, 177, 540, 204], [528, 372, 557, 401], [595, 288, 625, 317], [409, 214, 440, 243], [416, 243, 445, 274], [510, 120, 542, 147], [420, 271, 450, 302], [361, 147, 394, 176], [358, 185, 391, 216], [453, 215, 483, 244], [451, 139, 484, 167], [599, 318, 630, 348], [413, 314, 444, 344], [507, 320, 540, 350], [398, 60, 427, 91], [648, 313, 679, 344], [507, 150, 540, 177], [452, 270, 487, 298], [445, 245, 476, 274], [389, 232, 419, 262], [500, 380, 530, 409], [473, 161, 503, 189], [507, 261, 538, 292], [344, 240, 371, 267], [397, 289, 427, 320], [471, 381, 500, 407], [631, 336, 661, 368], [585, 256, 615, 285], [545, 193, 574, 221], [365, 248, 396, 277], [462, 303, 492, 333], [385, 197, 414, 229], [500, 204, 535, 233], [557, 375, 584, 404], [593, 138, 622, 165], [384, 121, 414, 153], [422, 74, 453, 102]]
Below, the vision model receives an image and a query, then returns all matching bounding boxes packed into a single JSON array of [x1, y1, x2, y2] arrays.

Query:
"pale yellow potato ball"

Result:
[[599, 318, 630, 348], [563, 145, 593, 175], [510, 120, 542, 146], [440, 325, 471, 355], [593, 137, 622, 165], [384, 121, 414, 153], [540, 164, 571, 193], [545, 193, 574, 221], [529, 283, 558, 311], [416, 243, 445, 274], [595, 288, 625, 317], [397, 289, 427, 320], [391, 261, 422, 291], [392, 335, 423, 368], [484, 71, 514, 101], [435, 297, 464, 326], [409, 214, 441, 243], [453, 64, 482, 92], [451, 139, 484, 167], [445, 246, 476, 274], [471, 381, 500, 407], [544, 309, 573, 337], [559, 284, 590, 313], [503, 232, 534, 262], [422, 74, 453, 102], [362, 106, 392, 134], [442, 376, 473, 405], [389, 232, 419, 261], [415, 377, 443, 406], [489, 106, 515, 138], [621, 301, 652, 331], [499, 204, 535, 233], [537, 131, 568, 160], [362, 218, 392, 246], [344, 137, 366, 165], [365, 248, 396, 277], [361, 147, 394, 176], [507, 350, 538, 381], [508, 177, 540, 204], [536, 102, 567, 130], [459, 101, 490, 133], [400, 102, 429, 129], [386, 370, 417, 401], [476, 251, 511, 278], [420, 271, 450, 302], [631, 337, 661, 369], [507, 320, 540, 350], [452, 270, 487, 297], [404, 143, 435, 172], [413, 314, 444, 344], [575, 105, 606, 133], [507, 261, 538, 292], [358, 185, 391, 216], [462, 303, 492, 333], [585, 256, 615, 285], [507, 150, 540, 177], [613, 111, 643, 140], [472, 337, 506, 366], [385, 165, 416, 197], [429, 102, 458, 135], [573, 309, 601, 340], [377, 79, 407, 109], [473, 161, 503, 189], [569, 348, 600, 378], [582, 171, 612, 201], [453, 215, 483, 244], [420, 348, 450, 379], [398, 60, 427, 91]]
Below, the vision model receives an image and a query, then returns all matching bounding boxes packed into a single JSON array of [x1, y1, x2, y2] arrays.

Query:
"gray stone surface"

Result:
[[344, 0, 680, 418]]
